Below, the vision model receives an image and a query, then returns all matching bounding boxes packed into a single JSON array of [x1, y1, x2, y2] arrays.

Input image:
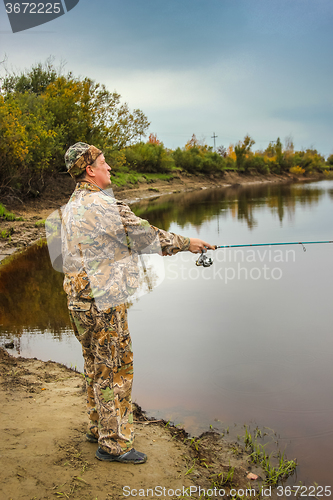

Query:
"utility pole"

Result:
[[211, 132, 218, 152]]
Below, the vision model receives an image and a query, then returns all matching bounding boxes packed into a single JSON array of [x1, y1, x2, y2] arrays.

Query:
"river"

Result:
[[1, 179, 333, 488]]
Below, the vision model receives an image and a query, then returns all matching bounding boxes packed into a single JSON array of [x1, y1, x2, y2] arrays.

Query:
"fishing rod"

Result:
[[196, 240, 333, 267]]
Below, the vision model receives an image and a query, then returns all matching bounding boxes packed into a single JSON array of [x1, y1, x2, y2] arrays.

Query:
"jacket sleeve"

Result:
[[150, 225, 190, 255], [117, 201, 190, 255]]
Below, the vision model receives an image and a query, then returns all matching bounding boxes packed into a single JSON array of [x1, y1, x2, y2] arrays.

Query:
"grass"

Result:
[[243, 426, 297, 485], [0, 228, 14, 240], [192, 437, 203, 452], [224, 165, 238, 171], [35, 219, 46, 227], [110, 168, 176, 187], [184, 458, 196, 476], [0, 203, 23, 221], [209, 464, 236, 492]]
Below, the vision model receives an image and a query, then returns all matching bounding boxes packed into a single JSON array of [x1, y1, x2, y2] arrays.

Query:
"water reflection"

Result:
[[0, 243, 69, 334], [132, 181, 327, 230], [0, 241, 162, 338]]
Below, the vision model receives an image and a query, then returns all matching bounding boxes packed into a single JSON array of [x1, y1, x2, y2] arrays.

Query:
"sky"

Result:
[[0, 0, 332, 155]]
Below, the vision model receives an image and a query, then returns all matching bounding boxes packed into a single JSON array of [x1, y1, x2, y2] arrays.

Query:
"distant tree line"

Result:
[[0, 61, 332, 197]]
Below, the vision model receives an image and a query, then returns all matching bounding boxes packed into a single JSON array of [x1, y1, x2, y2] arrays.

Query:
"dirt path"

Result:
[[0, 348, 263, 500]]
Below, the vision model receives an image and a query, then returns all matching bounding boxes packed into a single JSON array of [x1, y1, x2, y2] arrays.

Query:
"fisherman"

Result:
[[62, 142, 215, 464]]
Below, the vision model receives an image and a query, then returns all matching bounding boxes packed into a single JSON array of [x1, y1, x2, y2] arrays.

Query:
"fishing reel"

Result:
[[196, 249, 213, 267]]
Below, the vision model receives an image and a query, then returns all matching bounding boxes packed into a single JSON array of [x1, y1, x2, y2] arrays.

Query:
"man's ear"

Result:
[[86, 165, 95, 177]]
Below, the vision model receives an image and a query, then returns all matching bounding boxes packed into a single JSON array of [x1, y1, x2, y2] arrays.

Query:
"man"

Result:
[[61, 142, 215, 464]]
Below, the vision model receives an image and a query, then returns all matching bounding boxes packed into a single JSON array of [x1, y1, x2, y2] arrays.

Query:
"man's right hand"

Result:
[[188, 238, 215, 254]]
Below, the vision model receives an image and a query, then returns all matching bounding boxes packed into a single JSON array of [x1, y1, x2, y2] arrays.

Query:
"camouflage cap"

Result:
[[65, 142, 102, 178]]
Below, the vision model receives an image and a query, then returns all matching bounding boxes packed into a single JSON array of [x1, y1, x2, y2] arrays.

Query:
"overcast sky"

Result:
[[1, 0, 332, 155]]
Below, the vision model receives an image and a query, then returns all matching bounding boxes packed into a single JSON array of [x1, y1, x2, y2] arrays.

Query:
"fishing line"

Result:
[[196, 240, 333, 267]]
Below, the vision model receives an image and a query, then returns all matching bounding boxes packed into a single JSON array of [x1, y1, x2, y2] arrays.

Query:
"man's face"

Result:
[[90, 154, 111, 189]]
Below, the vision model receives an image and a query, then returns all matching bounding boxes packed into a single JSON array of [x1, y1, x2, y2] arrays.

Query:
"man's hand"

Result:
[[189, 238, 215, 254]]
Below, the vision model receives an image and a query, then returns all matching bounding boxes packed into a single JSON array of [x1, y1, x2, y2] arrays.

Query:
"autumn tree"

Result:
[[184, 134, 210, 153], [0, 61, 150, 195], [0, 91, 60, 195], [227, 145, 236, 161], [185, 134, 199, 150], [293, 148, 326, 173], [2, 60, 58, 96], [148, 133, 161, 145], [0, 95, 28, 194], [124, 142, 173, 173], [31, 73, 150, 157], [234, 135, 255, 171], [173, 135, 224, 174]]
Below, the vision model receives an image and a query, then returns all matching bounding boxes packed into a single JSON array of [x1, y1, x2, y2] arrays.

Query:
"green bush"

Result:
[[292, 150, 326, 173], [123, 143, 174, 173], [173, 147, 225, 174], [246, 156, 270, 174], [327, 154, 333, 167]]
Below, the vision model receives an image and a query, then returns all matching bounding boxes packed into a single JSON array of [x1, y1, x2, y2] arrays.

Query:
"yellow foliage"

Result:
[[185, 134, 209, 153], [109, 150, 127, 169], [289, 166, 305, 175], [0, 98, 29, 164], [185, 134, 199, 151], [259, 154, 277, 163], [227, 145, 236, 160]]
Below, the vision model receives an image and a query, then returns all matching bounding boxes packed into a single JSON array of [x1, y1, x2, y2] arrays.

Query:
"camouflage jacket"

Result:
[[61, 182, 190, 311]]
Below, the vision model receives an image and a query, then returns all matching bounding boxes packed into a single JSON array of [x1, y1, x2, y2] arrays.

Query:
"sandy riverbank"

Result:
[[0, 347, 264, 500]]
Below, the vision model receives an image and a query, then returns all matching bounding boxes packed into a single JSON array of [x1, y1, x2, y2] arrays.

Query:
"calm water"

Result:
[[1, 180, 333, 488]]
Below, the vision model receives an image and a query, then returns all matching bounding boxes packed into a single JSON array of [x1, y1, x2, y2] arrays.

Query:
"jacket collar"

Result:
[[75, 181, 101, 193]]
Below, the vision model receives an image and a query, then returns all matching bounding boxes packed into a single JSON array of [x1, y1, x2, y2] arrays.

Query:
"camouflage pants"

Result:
[[69, 302, 134, 455]]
